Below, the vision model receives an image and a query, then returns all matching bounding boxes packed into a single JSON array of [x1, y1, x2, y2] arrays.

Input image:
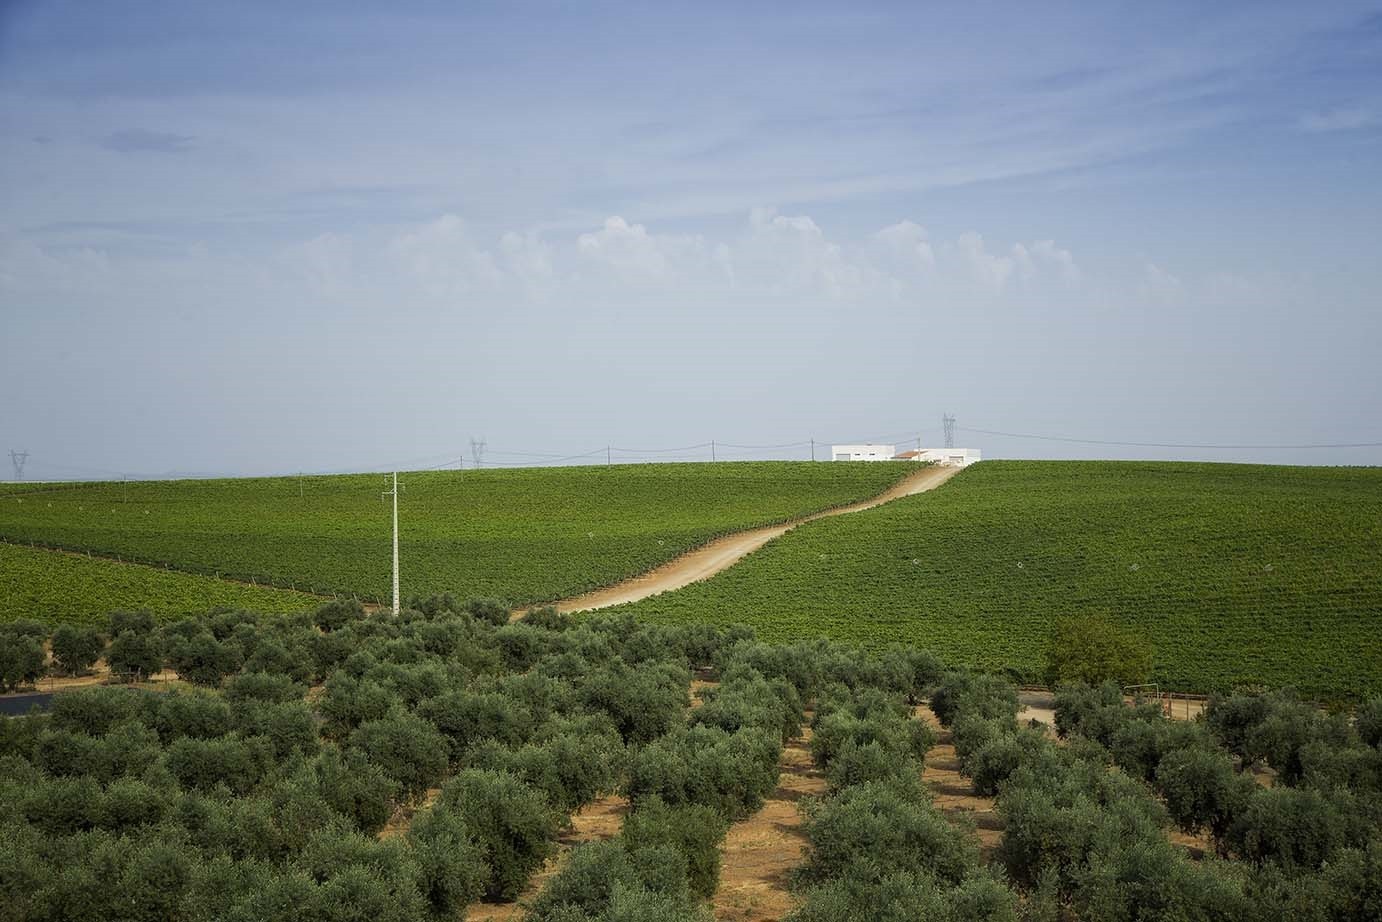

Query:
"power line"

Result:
[[958, 426, 1382, 450]]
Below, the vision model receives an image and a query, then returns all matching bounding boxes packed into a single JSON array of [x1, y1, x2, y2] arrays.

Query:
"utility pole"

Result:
[[711, 440, 716, 462], [381, 472, 401, 615], [810, 438, 815, 462], [606, 445, 611, 466], [122, 474, 129, 504], [298, 472, 304, 498], [9, 449, 28, 481]]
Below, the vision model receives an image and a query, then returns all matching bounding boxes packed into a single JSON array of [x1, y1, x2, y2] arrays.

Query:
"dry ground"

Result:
[[712, 721, 827, 922]]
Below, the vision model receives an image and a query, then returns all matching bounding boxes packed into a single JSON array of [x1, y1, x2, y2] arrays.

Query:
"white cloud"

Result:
[[873, 221, 936, 269], [956, 231, 1015, 293], [576, 216, 682, 280], [294, 232, 354, 297], [388, 214, 502, 294], [1014, 239, 1080, 285]]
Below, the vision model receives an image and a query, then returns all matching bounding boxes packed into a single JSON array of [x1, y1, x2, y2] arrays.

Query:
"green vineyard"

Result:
[[0, 541, 318, 625], [0, 462, 911, 618], [619, 461, 1382, 700]]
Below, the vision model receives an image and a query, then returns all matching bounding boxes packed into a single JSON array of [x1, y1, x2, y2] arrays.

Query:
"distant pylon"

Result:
[[9, 449, 28, 481], [942, 415, 956, 449], [470, 438, 487, 469]]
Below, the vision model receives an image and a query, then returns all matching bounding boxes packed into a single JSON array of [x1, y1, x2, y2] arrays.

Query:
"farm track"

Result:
[[5, 465, 955, 620], [547, 465, 961, 614], [713, 719, 826, 922]]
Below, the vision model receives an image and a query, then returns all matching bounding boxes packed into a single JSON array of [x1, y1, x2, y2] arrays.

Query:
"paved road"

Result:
[[0, 692, 54, 715]]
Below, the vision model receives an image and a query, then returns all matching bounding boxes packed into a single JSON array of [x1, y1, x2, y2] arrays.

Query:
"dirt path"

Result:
[[554, 465, 962, 613], [713, 722, 826, 922], [916, 704, 1005, 858], [465, 794, 630, 921]]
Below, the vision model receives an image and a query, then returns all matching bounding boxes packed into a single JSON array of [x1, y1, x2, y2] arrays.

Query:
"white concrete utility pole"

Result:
[[382, 471, 401, 614]]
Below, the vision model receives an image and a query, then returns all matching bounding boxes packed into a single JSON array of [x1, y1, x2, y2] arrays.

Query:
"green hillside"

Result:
[[0, 541, 317, 625], [0, 462, 911, 612], [619, 461, 1382, 700]]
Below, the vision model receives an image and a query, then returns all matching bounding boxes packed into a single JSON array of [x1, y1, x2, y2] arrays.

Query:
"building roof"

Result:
[[894, 450, 922, 459]]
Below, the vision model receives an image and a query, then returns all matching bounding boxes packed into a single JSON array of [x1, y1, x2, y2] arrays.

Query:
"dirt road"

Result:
[[554, 465, 961, 613]]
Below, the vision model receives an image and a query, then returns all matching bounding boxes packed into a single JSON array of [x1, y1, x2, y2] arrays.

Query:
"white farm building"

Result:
[[895, 448, 982, 467], [830, 444, 896, 462]]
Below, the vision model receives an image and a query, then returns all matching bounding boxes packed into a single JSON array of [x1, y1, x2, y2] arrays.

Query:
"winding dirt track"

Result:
[[552, 465, 962, 614]]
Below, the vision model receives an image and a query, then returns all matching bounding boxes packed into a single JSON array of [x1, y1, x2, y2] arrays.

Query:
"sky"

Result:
[[2, 0, 1381, 478]]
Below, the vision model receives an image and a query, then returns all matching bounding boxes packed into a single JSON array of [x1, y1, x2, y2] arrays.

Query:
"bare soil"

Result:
[[712, 723, 827, 922], [465, 795, 631, 922], [916, 704, 1005, 858]]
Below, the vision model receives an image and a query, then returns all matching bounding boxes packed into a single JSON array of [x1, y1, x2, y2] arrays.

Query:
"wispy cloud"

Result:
[[100, 128, 195, 153], [1299, 107, 1373, 132]]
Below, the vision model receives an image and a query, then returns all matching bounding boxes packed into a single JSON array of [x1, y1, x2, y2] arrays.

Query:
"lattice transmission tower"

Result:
[[9, 449, 28, 481], [942, 415, 956, 449]]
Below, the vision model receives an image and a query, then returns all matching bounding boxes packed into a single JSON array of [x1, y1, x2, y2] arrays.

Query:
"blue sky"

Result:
[[2, 1, 1380, 477]]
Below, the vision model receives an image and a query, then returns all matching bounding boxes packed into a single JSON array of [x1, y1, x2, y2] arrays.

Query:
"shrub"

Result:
[[1154, 743, 1256, 839], [166, 631, 243, 687], [47, 686, 148, 736], [811, 709, 933, 771], [224, 670, 303, 703], [1205, 690, 1273, 758], [825, 739, 917, 792], [294, 828, 430, 922], [1052, 682, 1123, 740], [929, 672, 1017, 728], [233, 699, 320, 760], [311, 745, 401, 835], [466, 598, 511, 627], [22, 776, 103, 835], [798, 778, 979, 887], [580, 662, 689, 745], [314, 599, 366, 633], [408, 806, 486, 917], [164, 735, 268, 794], [523, 605, 572, 631], [466, 729, 624, 813], [438, 768, 562, 901], [965, 727, 1047, 797], [1357, 698, 1382, 750], [153, 692, 233, 742], [788, 870, 1017, 922], [350, 712, 449, 800], [109, 610, 155, 637], [622, 796, 728, 899], [527, 838, 705, 922], [106, 630, 163, 679], [1043, 614, 1152, 687], [691, 671, 802, 742], [626, 725, 781, 820], [418, 689, 534, 762], [0, 632, 46, 691], [1227, 786, 1350, 869], [98, 778, 171, 832], [318, 675, 402, 739], [50, 624, 104, 676]]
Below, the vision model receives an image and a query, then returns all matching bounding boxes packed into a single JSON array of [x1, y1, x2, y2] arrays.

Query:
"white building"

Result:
[[830, 443, 896, 462], [894, 447, 982, 467]]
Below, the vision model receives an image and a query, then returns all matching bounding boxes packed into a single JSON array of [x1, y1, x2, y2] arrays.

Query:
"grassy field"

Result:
[[0, 462, 912, 613], [618, 461, 1382, 700], [0, 540, 318, 625]]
